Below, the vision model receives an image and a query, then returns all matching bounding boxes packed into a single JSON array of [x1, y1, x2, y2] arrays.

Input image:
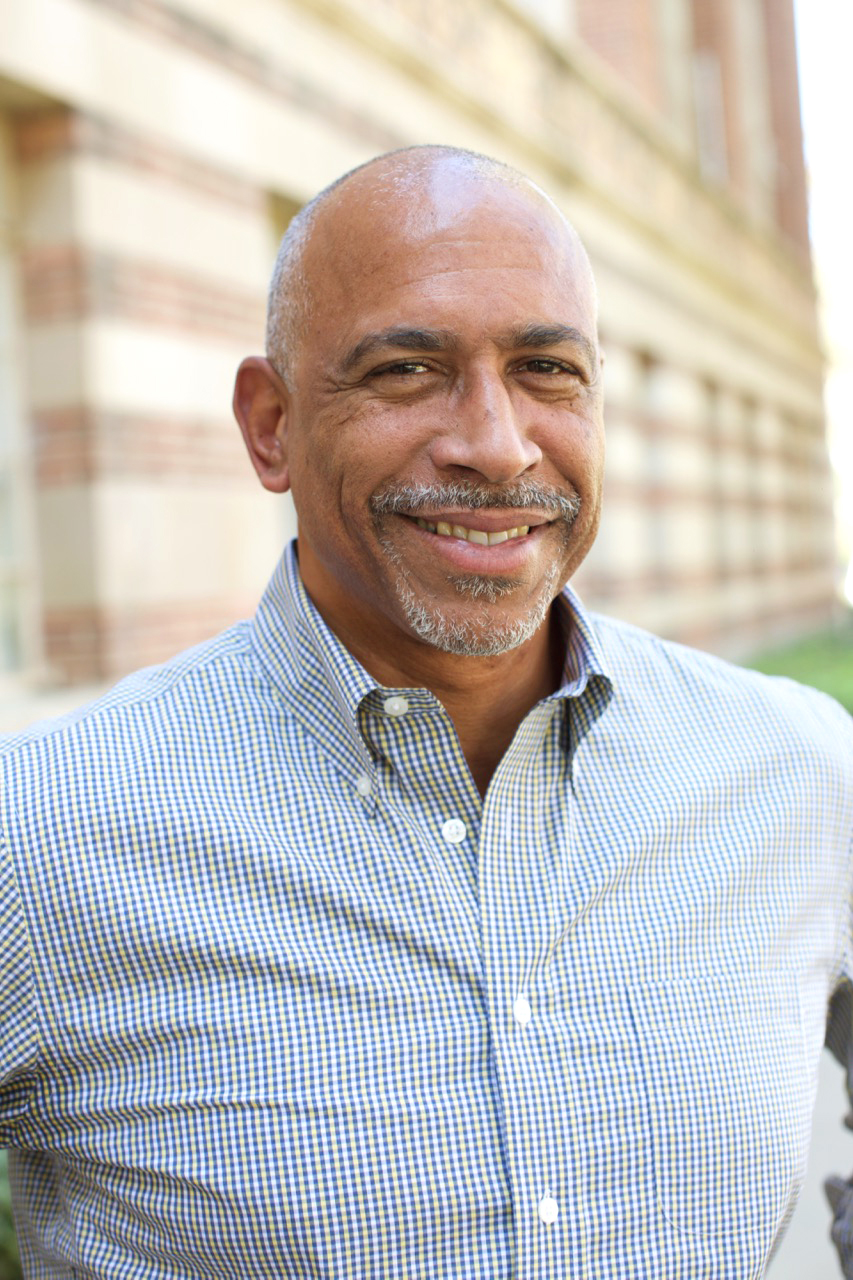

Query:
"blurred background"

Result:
[[0, 0, 850, 1275]]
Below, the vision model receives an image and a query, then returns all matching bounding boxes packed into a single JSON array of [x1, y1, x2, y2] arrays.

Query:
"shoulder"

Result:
[[588, 610, 852, 761], [0, 621, 264, 804]]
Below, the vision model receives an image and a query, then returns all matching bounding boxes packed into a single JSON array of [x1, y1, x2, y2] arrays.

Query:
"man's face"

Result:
[[278, 170, 604, 660]]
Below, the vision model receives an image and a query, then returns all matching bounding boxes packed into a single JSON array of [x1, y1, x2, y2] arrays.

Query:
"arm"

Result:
[[0, 827, 40, 1141]]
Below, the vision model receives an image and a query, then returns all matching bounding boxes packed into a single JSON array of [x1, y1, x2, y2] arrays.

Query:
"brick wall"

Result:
[[690, 0, 745, 190], [574, 0, 665, 114], [761, 0, 810, 253], [573, 332, 836, 651], [0, 0, 834, 692], [12, 105, 284, 682]]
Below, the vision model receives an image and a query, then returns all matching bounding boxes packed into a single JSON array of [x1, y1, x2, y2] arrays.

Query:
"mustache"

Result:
[[370, 480, 581, 521]]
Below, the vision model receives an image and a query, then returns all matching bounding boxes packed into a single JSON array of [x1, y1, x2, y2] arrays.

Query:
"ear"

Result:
[[233, 356, 292, 494]]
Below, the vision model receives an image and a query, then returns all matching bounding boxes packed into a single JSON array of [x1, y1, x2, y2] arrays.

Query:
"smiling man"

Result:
[[0, 147, 852, 1279], [234, 149, 604, 793]]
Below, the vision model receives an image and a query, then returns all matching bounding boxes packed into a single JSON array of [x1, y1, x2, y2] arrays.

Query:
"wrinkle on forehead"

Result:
[[267, 149, 598, 384], [310, 167, 592, 313], [318, 154, 577, 256]]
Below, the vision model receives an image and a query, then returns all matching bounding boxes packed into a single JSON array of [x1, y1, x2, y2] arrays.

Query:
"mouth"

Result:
[[371, 483, 579, 579], [411, 517, 533, 546]]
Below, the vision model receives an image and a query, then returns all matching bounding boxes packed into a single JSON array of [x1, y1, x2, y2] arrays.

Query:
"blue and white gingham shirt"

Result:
[[1, 542, 851, 1279]]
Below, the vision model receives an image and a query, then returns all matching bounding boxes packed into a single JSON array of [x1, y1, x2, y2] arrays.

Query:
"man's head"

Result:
[[234, 145, 604, 663], [265, 147, 598, 392]]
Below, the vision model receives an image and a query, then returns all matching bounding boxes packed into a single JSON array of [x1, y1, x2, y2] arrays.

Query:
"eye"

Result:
[[519, 358, 578, 376], [369, 360, 432, 378]]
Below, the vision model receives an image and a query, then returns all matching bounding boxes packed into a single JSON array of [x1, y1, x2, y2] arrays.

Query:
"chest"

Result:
[[18, 742, 840, 1278]]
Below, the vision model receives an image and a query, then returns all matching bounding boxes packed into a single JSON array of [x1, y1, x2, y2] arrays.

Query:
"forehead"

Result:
[[298, 170, 595, 350]]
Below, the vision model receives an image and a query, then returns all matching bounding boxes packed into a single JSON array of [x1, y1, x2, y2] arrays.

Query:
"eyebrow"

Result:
[[338, 321, 598, 376], [340, 328, 455, 375], [503, 323, 598, 371]]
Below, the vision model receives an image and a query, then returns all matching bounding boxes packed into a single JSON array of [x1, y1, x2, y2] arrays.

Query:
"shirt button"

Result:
[[538, 1193, 559, 1225], [441, 818, 467, 844], [383, 695, 409, 717], [355, 774, 372, 797], [513, 995, 532, 1027]]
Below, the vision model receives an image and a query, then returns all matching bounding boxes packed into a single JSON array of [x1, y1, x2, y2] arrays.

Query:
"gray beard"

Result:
[[393, 561, 563, 656], [370, 480, 579, 657]]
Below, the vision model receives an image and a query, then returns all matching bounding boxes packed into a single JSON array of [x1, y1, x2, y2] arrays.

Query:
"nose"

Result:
[[429, 370, 542, 482]]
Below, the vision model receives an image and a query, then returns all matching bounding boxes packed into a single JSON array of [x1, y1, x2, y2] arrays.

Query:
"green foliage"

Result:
[[744, 614, 853, 713], [0, 1153, 21, 1280]]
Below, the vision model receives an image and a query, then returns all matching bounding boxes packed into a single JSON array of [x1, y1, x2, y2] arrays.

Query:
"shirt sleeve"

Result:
[[0, 826, 40, 1142], [826, 888, 853, 1275]]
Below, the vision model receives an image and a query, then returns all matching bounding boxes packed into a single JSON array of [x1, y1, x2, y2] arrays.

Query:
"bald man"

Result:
[[1, 147, 851, 1279]]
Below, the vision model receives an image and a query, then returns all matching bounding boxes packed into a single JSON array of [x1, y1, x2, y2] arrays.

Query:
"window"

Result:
[[693, 49, 728, 183], [512, 0, 573, 38]]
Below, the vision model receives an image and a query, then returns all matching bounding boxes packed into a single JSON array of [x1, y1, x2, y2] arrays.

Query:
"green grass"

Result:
[[743, 613, 853, 713], [0, 1153, 21, 1280]]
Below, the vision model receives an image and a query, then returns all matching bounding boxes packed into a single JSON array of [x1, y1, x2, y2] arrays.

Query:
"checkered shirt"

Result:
[[1, 542, 851, 1279]]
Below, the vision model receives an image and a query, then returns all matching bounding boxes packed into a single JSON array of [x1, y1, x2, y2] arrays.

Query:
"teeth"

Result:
[[414, 517, 532, 543]]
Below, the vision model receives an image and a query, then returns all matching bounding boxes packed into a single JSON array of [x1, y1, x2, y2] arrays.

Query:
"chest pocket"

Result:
[[626, 971, 811, 1241]]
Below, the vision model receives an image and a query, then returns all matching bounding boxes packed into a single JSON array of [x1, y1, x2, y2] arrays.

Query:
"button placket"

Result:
[[478, 702, 582, 1270]]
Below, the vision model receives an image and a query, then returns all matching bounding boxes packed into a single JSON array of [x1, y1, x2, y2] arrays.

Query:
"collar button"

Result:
[[383, 695, 409, 717]]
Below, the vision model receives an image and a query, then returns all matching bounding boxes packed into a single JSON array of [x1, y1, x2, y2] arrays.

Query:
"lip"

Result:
[[401, 510, 552, 533], [400, 514, 552, 573]]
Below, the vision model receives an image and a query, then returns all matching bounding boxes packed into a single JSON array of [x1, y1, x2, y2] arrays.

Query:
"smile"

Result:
[[413, 518, 532, 545]]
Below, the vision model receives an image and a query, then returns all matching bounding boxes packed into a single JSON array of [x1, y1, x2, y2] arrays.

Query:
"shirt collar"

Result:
[[251, 542, 379, 781], [551, 584, 613, 701], [250, 540, 613, 767]]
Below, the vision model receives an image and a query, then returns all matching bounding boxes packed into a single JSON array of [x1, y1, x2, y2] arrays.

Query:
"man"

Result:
[[0, 146, 850, 1278]]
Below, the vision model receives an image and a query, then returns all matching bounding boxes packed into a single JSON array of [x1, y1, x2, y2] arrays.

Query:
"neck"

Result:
[[329, 609, 566, 798], [430, 626, 564, 796]]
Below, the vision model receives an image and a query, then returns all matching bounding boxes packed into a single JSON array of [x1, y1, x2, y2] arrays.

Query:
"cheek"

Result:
[[312, 405, 433, 496], [584, 430, 606, 492], [547, 412, 605, 488], [286, 422, 395, 542]]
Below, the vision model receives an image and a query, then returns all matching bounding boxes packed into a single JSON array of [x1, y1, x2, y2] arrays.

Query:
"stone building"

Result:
[[0, 0, 834, 712]]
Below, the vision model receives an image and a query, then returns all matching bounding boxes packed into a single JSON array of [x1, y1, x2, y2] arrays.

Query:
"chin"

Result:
[[396, 566, 559, 657]]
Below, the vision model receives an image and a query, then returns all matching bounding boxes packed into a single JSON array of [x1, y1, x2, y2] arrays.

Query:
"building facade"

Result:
[[0, 0, 835, 713]]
